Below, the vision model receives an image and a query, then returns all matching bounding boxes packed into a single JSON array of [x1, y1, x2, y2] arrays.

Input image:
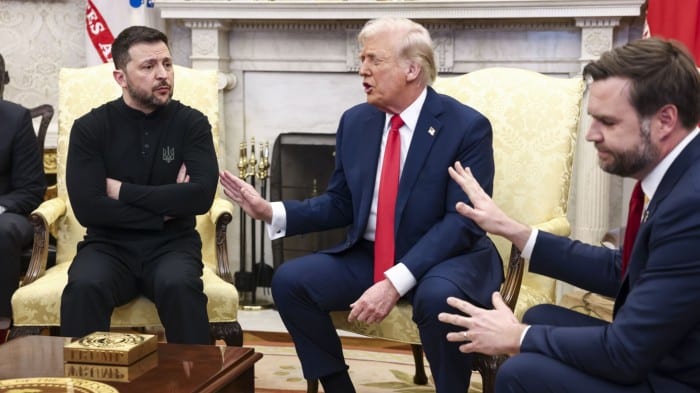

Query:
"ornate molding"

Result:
[[183, 19, 232, 71], [345, 29, 361, 72], [235, 21, 362, 32], [219, 72, 237, 91], [43, 148, 57, 175], [576, 17, 620, 61], [433, 30, 455, 73], [183, 19, 231, 30], [157, 0, 645, 21]]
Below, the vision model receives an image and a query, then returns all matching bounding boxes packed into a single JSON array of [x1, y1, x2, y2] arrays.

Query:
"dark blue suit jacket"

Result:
[[0, 100, 45, 214], [524, 135, 700, 392], [282, 87, 503, 306]]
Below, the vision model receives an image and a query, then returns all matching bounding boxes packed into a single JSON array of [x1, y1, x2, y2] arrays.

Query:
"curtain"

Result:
[[645, 0, 700, 64]]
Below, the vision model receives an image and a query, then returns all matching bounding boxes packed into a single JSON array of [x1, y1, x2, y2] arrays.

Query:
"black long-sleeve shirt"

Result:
[[66, 97, 218, 242]]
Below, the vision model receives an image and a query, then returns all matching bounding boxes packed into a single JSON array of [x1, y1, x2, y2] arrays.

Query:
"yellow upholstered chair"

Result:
[[10, 63, 242, 345], [322, 67, 585, 393]]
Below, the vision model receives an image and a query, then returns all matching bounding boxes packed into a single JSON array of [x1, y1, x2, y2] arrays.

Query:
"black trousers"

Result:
[[60, 234, 210, 344], [0, 213, 33, 318]]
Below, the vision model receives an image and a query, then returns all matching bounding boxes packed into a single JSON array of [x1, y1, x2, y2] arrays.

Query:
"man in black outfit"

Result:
[[0, 53, 47, 344], [61, 26, 218, 344]]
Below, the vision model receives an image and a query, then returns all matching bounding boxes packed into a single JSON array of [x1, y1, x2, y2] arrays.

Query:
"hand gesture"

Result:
[[219, 169, 273, 222], [448, 162, 531, 251], [438, 292, 525, 356]]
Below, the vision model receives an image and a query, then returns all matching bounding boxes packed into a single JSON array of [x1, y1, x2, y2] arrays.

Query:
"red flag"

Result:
[[84, 0, 159, 66], [645, 0, 700, 64]]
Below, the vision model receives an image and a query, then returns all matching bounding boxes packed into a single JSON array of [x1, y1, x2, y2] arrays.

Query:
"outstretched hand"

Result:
[[438, 292, 525, 356], [448, 162, 531, 251], [219, 170, 273, 222]]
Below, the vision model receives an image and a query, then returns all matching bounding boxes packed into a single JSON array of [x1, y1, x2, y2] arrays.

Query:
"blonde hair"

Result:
[[358, 18, 437, 85]]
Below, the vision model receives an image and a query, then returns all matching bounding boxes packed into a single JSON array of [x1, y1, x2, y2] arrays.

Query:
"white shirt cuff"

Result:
[[519, 325, 531, 345], [520, 228, 538, 259], [384, 263, 416, 297], [0, 205, 5, 215], [266, 201, 287, 240]]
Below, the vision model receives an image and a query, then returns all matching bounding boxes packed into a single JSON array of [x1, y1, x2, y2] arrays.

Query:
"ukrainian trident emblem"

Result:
[[162, 146, 175, 163]]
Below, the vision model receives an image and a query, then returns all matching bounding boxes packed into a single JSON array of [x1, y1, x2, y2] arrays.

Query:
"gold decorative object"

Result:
[[237, 141, 247, 177], [235, 137, 273, 311], [0, 377, 119, 393], [246, 137, 257, 180], [257, 141, 269, 181]]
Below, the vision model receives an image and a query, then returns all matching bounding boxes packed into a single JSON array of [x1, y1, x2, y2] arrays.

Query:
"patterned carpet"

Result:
[[246, 331, 483, 393]]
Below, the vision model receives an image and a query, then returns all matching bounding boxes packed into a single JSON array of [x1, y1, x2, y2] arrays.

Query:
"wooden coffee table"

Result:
[[0, 336, 262, 393]]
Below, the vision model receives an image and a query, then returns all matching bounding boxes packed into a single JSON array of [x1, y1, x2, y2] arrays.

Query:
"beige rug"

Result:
[[247, 332, 483, 393]]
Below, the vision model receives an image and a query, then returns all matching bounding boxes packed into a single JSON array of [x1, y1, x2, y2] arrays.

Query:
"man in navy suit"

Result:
[[440, 37, 700, 393], [220, 17, 502, 393], [0, 54, 47, 343]]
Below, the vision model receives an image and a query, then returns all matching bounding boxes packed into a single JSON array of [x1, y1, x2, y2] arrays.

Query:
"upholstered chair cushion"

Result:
[[331, 67, 584, 345]]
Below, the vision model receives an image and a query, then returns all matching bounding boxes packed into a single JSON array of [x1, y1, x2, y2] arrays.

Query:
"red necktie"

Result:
[[374, 114, 404, 283], [621, 181, 644, 276]]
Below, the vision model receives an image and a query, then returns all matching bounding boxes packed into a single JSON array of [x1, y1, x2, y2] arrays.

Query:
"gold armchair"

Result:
[[322, 67, 585, 393], [20, 104, 55, 273], [10, 63, 242, 345]]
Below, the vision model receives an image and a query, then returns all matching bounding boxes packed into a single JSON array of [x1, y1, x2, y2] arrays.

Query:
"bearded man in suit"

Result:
[[441, 37, 700, 393]]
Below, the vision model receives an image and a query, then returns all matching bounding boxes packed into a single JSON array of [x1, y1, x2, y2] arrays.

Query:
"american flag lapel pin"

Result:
[[428, 126, 436, 136]]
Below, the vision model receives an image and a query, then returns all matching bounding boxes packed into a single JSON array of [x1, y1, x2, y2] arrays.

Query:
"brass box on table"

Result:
[[64, 332, 158, 382]]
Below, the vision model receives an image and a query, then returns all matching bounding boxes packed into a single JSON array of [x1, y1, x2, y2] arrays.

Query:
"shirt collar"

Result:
[[384, 87, 427, 132], [117, 96, 170, 119], [642, 127, 699, 201]]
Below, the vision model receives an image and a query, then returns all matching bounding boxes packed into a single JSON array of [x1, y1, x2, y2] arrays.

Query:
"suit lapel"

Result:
[[645, 135, 700, 221], [395, 88, 444, 227], [615, 134, 700, 316]]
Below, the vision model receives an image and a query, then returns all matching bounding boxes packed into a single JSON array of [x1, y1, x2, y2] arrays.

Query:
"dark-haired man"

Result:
[[61, 26, 218, 344]]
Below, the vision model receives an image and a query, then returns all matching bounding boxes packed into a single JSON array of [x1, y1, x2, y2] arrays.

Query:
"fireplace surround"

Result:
[[155, 0, 646, 298]]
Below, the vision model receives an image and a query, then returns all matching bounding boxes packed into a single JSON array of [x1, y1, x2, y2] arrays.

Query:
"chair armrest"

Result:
[[501, 215, 571, 311], [533, 215, 570, 237], [23, 198, 67, 286], [208, 197, 235, 225], [209, 197, 234, 283]]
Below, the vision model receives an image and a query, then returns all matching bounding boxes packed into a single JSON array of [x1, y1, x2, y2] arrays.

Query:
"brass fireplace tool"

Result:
[[235, 138, 273, 310]]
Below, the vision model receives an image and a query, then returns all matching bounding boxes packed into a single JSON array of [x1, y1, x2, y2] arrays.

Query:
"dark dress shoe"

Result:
[[0, 328, 8, 344]]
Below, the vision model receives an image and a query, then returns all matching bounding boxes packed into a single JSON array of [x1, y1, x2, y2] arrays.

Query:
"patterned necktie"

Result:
[[621, 181, 644, 276], [374, 114, 404, 283]]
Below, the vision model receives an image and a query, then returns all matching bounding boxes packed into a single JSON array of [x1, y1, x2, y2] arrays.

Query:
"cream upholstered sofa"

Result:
[[10, 63, 242, 345], [321, 67, 585, 393]]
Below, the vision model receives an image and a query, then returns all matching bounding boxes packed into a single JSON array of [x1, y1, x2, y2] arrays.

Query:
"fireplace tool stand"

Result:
[[234, 138, 273, 310]]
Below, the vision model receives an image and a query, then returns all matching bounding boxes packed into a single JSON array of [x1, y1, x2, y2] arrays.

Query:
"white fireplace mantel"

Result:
[[156, 0, 645, 287], [157, 0, 644, 21]]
